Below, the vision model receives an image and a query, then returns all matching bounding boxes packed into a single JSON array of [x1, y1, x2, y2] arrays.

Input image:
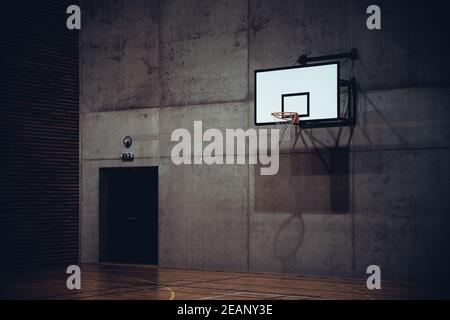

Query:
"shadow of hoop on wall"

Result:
[[272, 212, 305, 273], [253, 140, 352, 272]]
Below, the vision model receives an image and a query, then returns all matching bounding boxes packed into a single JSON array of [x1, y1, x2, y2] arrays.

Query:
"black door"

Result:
[[99, 167, 158, 264]]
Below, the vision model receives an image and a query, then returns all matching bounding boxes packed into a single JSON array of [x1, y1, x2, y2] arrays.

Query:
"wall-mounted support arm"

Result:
[[297, 48, 357, 65]]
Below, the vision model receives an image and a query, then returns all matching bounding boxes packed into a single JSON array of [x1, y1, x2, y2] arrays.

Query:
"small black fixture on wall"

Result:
[[120, 136, 134, 161]]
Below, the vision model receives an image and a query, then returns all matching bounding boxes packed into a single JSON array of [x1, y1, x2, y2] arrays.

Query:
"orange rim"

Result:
[[271, 112, 299, 124]]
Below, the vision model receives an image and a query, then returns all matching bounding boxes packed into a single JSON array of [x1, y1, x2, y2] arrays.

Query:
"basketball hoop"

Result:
[[271, 112, 299, 143]]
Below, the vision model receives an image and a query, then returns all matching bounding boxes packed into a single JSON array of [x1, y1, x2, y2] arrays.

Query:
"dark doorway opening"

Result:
[[99, 167, 158, 264]]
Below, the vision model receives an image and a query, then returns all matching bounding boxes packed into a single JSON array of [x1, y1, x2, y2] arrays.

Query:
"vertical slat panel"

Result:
[[0, 0, 79, 272]]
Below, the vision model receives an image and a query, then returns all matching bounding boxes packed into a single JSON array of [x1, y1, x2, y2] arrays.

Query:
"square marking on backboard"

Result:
[[282, 92, 310, 117]]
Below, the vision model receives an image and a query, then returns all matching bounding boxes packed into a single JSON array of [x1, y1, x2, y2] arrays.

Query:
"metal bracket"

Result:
[[297, 48, 357, 66], [295, 49, 358, 129]]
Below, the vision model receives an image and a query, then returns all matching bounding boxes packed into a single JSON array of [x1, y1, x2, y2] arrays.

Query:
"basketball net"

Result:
[[271, 112, 299, 143]]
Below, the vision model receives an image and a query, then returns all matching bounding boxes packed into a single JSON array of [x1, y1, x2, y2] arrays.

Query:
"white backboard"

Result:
[[255, 62, 339, 125]]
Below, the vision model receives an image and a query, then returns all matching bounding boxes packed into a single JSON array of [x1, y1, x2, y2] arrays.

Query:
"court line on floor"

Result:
[[197, 291, 282, 300], [198, 291, 256, 300], [173, 282, 333, 300], [166, 286, 176, 300]]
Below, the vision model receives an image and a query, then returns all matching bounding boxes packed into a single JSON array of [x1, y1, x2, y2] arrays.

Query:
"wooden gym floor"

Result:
[[0, 263, 432, 300]]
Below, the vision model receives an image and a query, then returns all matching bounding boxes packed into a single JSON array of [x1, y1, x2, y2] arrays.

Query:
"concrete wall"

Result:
[[80, 0, 450, 288]]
